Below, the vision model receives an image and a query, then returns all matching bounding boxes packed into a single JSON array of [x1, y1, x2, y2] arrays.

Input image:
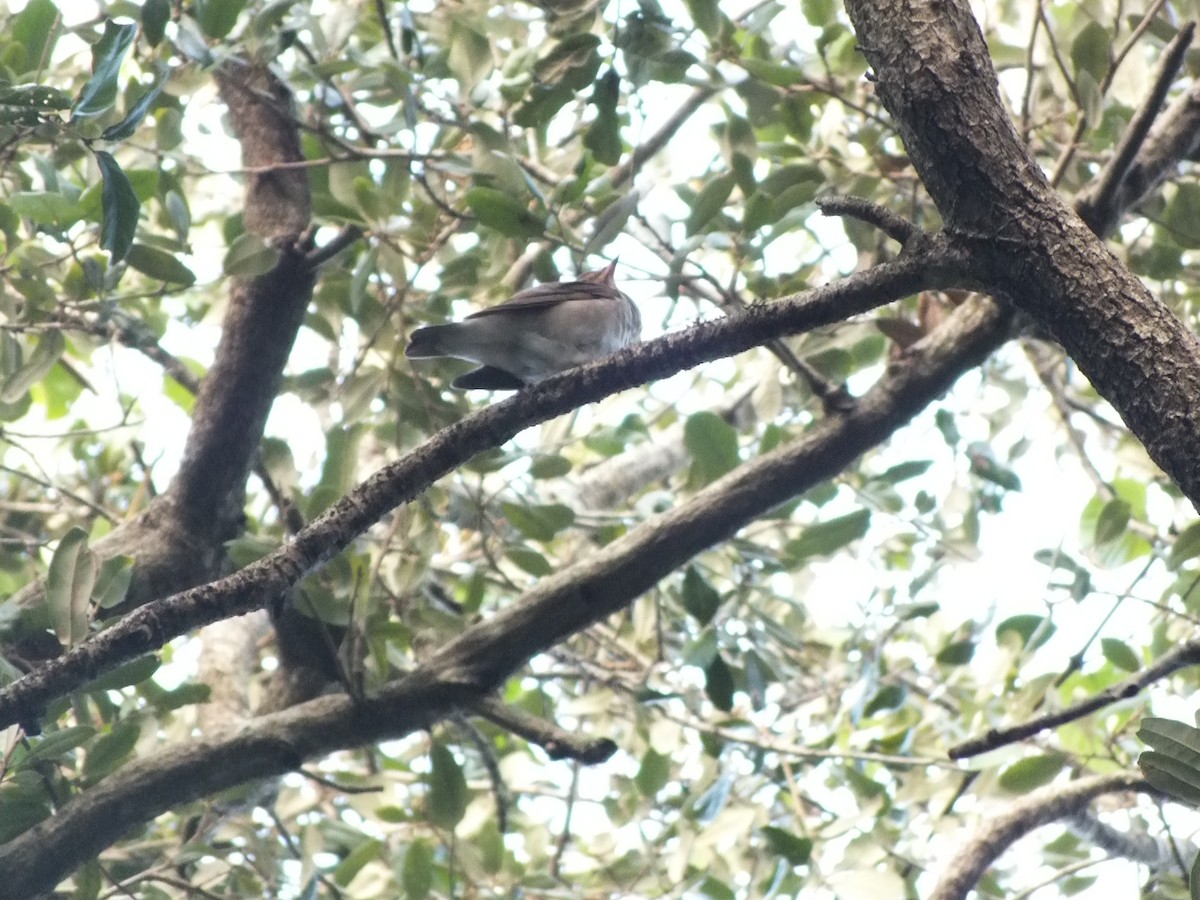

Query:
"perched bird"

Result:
[[405, 260, 640, 390]]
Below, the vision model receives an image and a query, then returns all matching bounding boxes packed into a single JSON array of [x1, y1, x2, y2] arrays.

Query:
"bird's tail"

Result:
[[405, 323, 457, 358]]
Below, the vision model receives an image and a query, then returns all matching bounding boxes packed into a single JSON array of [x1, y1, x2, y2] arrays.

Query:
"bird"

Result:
[[405, 260, 640, 390]]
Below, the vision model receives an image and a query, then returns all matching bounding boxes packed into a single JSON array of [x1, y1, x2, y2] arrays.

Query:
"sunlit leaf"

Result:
[[72, 20, 137, 119], [998, 754, 1066, 793], [95, 151, 139, 263], [45, 527, 95, 647], [426, 743, 468, 830], [685, 411, 739, 484]]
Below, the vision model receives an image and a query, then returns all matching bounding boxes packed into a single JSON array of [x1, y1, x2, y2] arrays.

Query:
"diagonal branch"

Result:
[[0, 292, 1009, 896], [0, 243, 971, 733], [845, 1, 1200, 510], [929, 773, 1155, 900], [949, 638, 1200, 759]]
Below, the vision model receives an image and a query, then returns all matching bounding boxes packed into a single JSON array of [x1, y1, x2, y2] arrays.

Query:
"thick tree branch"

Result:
[[3, 61, 317, 638], [170, 64, 313, 536], [1075, 22, 1195, 229], [844, 2, 1200, 510], [0, 295, 1009, 895], [0, 245, 970, 733], [929, 773, 1154, 900]]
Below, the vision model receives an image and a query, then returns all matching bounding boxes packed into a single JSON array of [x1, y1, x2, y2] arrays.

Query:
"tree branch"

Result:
[[949, 638, 1200, 759], [929, 773, 1154, 900], [845, 1, 1200, 510], [0, 293, 1010, 895], [0, 244, 970, 733], [1075, 22, 1195, 230]]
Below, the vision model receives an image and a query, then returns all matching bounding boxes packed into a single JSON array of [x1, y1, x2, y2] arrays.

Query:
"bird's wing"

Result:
[[464, 281, 619, 318]]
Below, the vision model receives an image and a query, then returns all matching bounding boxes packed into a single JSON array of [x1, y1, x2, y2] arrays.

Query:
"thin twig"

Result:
[[949, 638, 1200, 759], [1077, 21, 1195, 228], [817, 194, 921, 246]]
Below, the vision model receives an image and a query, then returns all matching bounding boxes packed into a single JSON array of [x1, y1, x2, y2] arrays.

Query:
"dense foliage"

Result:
[[2, 0, 1200, 897]]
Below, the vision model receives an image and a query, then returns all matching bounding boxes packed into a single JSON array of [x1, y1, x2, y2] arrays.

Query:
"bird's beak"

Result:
[[599, 258, 618, 287]]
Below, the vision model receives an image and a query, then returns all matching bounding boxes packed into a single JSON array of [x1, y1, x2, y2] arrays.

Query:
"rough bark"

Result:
[[844, 0, 1200, 508], [929, 774, 1154, 900], [3, 61, 315, 650], [0, 295, 1007, 896], [0, 246, 966, 732]]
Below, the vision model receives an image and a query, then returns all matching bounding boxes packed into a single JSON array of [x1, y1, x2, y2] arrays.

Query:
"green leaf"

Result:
[[743, 649, 774, 710], [685, 0, 721, 37], [1163, 183, 1200, 249], [506, 546, 552, 576], [195, 0, 248, 39], [529, 455, 571, 479], [8, 191, 80, 226], [1091, 498, 1131, 546], [0, 777, 52, 843], [502, 502, 575, 542], [787, 509, 871, 563], [685, 173, 735, 235], [13, 0, 60, 78], [464, 187, 545, 238], [401, 840, 434, 899], [1169, 521, 1200, 570], [936, 640, 976, 666], [935, 408, 960, 445], [740, 59, 808, 87], [533, 33, 601, 88], [80, 654, 160, 693], [17, 725, 96, 769], [967, 448, 1021, 491], [83, 720, 141, 782], [1, 329, 63, 403], [46, 526, 96, 647], [863, 683, 906, 716], [1139, 749, 1200, 807], [102, 65, 169, 141], [583, 190, 639, 257], [1100, 637, 1139, 672], [1070, 21, 1110, 83], [682, 566, 721, 625], [333, 838, 381, 887], [995, 614, 1056, 651], [223, 232, 280, 277], [94, 555, 134, 610], [801, 0, 836, 25], [685, 411, 739, 484], [95, 151, 139, 263], [1139, 718, 1200, 760], [142, 0, 171, 46], [125, 244, 196, 285], [448, 19, 494, 88], [635, 748, 670, 796], [1032, 548, 1092, 601], [683, 628, 719, 669], [872, 460, 932, 485], [426, 742, 468, 830], [0, 84, 72, 123], [997, 754, 1065, 793], [72, 20, 137, 119], [761, 825, 812, 865], [584, 68, 622, 165], [704, 655, 734, 711]]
